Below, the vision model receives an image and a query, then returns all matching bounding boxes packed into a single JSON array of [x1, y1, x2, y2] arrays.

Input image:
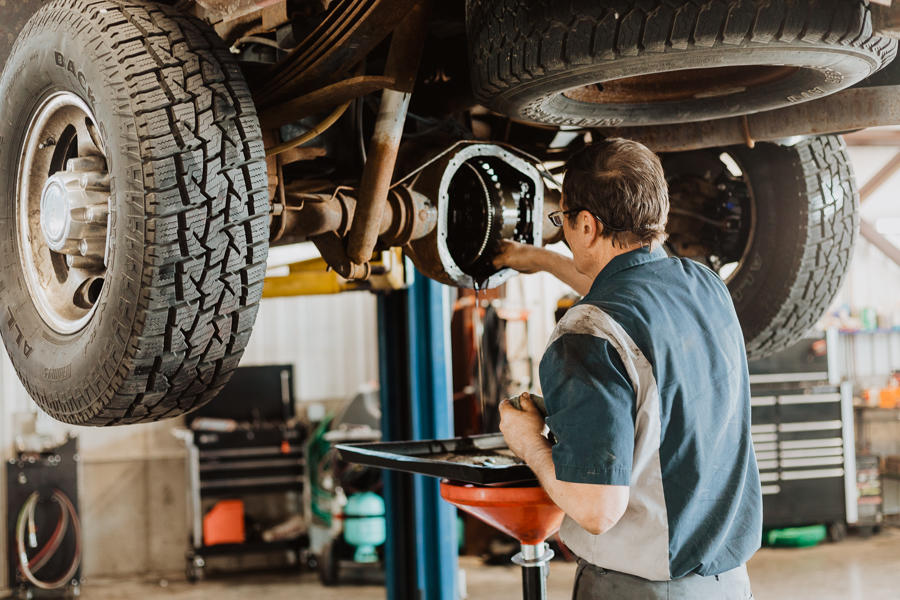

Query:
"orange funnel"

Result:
[[440, 481, 564, 545]]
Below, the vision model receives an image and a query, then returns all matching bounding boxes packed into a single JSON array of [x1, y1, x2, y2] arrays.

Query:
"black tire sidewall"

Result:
[[0, 20, 144, 418], [468, 0, 895, 127], [504, 46, 878, 127], [725, 143, 807, 348]]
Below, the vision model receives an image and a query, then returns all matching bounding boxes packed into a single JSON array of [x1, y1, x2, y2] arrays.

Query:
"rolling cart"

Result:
[[180, 365, 309, 580]]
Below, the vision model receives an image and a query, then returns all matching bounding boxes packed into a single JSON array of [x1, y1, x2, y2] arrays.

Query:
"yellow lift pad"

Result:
[[262, 249, 410, 297]]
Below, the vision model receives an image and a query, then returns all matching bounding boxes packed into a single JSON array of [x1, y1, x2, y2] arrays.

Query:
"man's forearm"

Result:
[[534, 249, 592, 295], [523, 440, 589, 518], [522, 438, 628, 536], [522, 438, 561, 496]]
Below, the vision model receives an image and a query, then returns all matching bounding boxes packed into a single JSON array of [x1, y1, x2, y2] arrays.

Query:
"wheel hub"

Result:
[[40, 178, 69, 249], [664, 152, 754, 283], [562, 65, 800, 104], [16, 91, 111, 334], [39, 157, 110, 266]]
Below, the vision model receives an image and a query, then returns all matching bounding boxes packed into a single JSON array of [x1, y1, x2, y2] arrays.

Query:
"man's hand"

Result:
[[492, 241, 544, 274], [492, 241, 593, 296], [499, 392, 549, 462]]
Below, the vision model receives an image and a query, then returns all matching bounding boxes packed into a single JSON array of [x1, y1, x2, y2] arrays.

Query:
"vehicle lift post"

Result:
[[378, 272, 458, 600]]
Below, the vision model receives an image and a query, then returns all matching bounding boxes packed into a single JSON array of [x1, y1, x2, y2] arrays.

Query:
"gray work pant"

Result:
[[573, 559, 754, 600]]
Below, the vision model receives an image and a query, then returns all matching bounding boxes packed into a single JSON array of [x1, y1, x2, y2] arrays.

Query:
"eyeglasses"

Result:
[[548, 209, 580, 227], [548, 208, 628, 232]]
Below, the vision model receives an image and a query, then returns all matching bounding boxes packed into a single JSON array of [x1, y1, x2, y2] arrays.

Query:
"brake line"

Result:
[[266, 101, 352, 158], [668, 206, 733, 229]]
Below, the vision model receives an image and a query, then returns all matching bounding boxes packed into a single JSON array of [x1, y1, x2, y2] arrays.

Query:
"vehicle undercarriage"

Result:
[[1, 0, 899, 424]]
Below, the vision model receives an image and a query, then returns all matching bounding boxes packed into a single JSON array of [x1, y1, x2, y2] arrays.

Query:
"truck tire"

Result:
[[0, 0, 269, 425], [466, 0, 897, 127], [662, 136, 857, 359]]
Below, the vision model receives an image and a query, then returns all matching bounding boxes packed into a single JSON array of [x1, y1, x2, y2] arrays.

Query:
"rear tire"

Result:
[[0, 0, 269, 425], [663, 136, 857, 359], [467, 0, 896, 126]]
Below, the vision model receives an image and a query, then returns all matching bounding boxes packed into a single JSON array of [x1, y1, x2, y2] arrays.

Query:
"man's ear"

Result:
[[582, 212, 601, 245]]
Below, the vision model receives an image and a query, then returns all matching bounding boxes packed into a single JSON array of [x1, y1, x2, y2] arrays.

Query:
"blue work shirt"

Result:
[[539, 246, 762, 580]]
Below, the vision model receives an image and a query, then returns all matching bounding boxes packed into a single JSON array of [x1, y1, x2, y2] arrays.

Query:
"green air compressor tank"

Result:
[[343, 492, 386, 563]]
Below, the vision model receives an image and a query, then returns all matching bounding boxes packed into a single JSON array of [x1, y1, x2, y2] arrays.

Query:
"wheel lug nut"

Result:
[[70, 202, 109, 225], [79, 172, 110, 190], [78, 237, 105, 259]]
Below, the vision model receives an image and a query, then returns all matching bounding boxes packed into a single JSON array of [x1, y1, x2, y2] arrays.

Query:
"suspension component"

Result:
[[271, 142, 558, 289]]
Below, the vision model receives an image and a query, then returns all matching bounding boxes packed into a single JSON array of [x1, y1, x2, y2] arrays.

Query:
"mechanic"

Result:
[[493, 138, 762, 599]]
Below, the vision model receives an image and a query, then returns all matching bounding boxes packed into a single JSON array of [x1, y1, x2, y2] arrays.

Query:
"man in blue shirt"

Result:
[[494, 138, 761, 599]]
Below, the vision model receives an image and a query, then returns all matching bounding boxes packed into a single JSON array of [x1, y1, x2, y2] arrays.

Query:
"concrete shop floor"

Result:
[[77, 528, 900, 600]]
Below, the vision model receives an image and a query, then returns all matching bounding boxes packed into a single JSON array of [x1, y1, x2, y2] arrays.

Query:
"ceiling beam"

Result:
[[860, 219, 900, 268], [860, 150, 900, 202]]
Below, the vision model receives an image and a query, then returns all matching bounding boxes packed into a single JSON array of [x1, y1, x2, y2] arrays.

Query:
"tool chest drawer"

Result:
[[750, 382, 856, 529]]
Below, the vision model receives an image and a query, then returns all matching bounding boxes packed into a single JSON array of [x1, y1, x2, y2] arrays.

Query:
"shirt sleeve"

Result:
[[539, 333, 635, 486]]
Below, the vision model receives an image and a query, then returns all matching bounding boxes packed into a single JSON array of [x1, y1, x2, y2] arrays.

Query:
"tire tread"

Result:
[[744, 135, 857, 359], [9, 0, 268, 425], [466, 0, 897, 119]]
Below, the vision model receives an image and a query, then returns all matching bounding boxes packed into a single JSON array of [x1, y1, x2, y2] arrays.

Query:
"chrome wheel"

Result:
[[16, 92, 110, 334]]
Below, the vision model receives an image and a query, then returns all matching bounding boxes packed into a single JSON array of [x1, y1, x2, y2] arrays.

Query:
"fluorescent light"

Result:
[[719, 153, 743, 177]]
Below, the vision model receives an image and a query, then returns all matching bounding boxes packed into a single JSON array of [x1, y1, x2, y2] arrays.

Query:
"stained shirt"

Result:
[[539, 246, 762, 580]]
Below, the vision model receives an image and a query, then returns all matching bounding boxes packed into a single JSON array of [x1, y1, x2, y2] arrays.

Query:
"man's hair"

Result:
[[562, 138, 669, 248]]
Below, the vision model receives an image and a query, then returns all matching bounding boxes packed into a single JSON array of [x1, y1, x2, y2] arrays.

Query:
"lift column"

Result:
[[378, 272, 458, 600]]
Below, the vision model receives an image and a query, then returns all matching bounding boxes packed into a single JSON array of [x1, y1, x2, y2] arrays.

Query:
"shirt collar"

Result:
[[588, 245, 668, 295]]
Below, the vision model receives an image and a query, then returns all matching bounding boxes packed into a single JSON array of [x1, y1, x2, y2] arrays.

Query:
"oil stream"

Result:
[[472, 285, 487, 433]]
